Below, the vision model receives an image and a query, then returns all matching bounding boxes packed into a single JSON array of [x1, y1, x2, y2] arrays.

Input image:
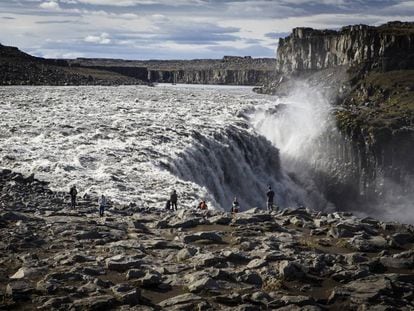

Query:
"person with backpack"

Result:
[[69, 185, 78, 208], [98, 194, 107, 217], [170, 190, 178, 211], [266, 186, 275, 212]]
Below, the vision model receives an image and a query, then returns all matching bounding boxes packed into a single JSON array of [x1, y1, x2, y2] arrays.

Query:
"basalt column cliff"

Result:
[[261, 22, 414, 216]]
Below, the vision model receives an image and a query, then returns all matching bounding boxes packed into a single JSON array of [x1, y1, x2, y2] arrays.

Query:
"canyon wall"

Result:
[[70, 56, 277, 86], [271, 22, 414, 213], [277, 21, 414, 74], [147, 68, 275, 85]]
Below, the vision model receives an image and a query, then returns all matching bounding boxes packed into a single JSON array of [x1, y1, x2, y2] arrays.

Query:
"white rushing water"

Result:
[[1, 83, 411, 222], [1, 84, 322, 211]]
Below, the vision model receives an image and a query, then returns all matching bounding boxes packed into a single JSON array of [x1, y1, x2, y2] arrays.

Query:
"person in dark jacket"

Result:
[[266, 186, 275, 212], [98, 194, 107, 217], [170, 190, 178, 211], [69, 185, 78, 208], [165, 199, 171, 210]]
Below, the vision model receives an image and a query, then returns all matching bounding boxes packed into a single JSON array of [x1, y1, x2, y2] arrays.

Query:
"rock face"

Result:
[[71, 56, 278, 86], [1, 169, 414, 310], [258, 22, 414, 214], [0, 43, 146, 86], [277, 21, 414, 74]]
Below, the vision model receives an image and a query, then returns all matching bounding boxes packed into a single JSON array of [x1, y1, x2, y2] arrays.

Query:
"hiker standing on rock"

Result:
[[266, 186, 275, 212], [69, 185, 77, 208], [231, 197, 239, 214], [170, 190, 178, 211], [98, 194, 107, 217]]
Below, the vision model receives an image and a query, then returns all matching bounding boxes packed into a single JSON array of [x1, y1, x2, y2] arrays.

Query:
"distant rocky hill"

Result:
[[0, 43, 276, 86], [0, 44, 146, 86], [257, 21, 414, 213]]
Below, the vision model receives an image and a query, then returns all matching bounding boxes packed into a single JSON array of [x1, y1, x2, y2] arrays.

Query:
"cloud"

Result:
[[39, 1, 61, 10], [1, 0, 413, 60], [36, 20, 84, 24], [84, 32, 111, 44], [74, 0, 203, 6], [265, 32, 290, 39]]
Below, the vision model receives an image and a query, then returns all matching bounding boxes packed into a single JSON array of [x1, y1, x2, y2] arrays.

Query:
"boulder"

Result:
[[105, 255, 143, 272], [6, 280, 35, 299], [208, 215, 232, 225], [247, 258, 267, 269], [182, 232, 223, 244], [176, 247, 197, 261], [328, 275, 394, 304], [72, 295, 116, 310], [111, 283, 141, 306], [278, 261, 306, 281], [158, 293, 204, 308], [10, 266, 47, 279], [126, 269, 146, 280], [237, 270, 263, 286], [141, 271, 162, 287], [349, 235, 388, 252], [281, 295, 316, 307], [188, 277, 219, 293]]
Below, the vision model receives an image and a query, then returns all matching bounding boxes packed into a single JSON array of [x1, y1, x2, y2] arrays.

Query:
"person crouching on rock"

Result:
[[98, 194, 107, 217], [198, 200, 208, 210], [231, 197, 239, 214], [170, 190, 178, 211], [69, 185, 78, 208]]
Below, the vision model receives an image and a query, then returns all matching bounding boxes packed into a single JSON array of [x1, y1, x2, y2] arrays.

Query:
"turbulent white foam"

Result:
[[0, 85, 280, 209]]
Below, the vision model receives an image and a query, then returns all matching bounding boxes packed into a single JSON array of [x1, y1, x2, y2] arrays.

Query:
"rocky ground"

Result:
[[1, 169, 413, 310]]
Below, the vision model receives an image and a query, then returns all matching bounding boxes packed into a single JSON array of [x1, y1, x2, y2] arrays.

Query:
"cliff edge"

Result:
[[257, 21, 414, 213]]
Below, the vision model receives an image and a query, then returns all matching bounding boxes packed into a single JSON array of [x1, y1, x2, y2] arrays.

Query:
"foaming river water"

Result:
[[1, 84, 410, 222], [1, 84, 305, 210]]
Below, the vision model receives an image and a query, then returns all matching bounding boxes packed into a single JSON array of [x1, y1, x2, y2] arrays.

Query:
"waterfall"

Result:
[[165, 123, 326, 211]]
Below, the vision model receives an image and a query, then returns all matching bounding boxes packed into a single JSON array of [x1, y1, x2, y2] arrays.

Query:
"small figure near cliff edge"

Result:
[[266, 186, 275, 213], [98, 194, 107, 217], [69, 185, 77, 208], [170, 190, 178, 211], [165, 199, 171, 211], [231, 197, 239, 214]]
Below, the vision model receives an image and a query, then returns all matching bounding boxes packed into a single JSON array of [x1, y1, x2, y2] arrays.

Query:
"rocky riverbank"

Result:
[[1, 169, 413, 310]]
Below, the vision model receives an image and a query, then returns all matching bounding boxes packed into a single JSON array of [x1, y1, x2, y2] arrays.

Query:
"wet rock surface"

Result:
[[1, 170, 413, 310]]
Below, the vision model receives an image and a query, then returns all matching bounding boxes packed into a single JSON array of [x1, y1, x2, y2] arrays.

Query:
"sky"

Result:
[[0, 0, 413, 60]]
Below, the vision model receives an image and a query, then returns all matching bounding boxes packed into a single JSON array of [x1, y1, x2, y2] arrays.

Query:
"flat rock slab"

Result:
[[182, 232, 223, 244]]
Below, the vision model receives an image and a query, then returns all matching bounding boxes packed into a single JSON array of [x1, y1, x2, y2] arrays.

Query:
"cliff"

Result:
[[0, 44, 276, 86], [277, 21, 414, 74], [262, 21, 414, 213], [70, 56, 277, 86]]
